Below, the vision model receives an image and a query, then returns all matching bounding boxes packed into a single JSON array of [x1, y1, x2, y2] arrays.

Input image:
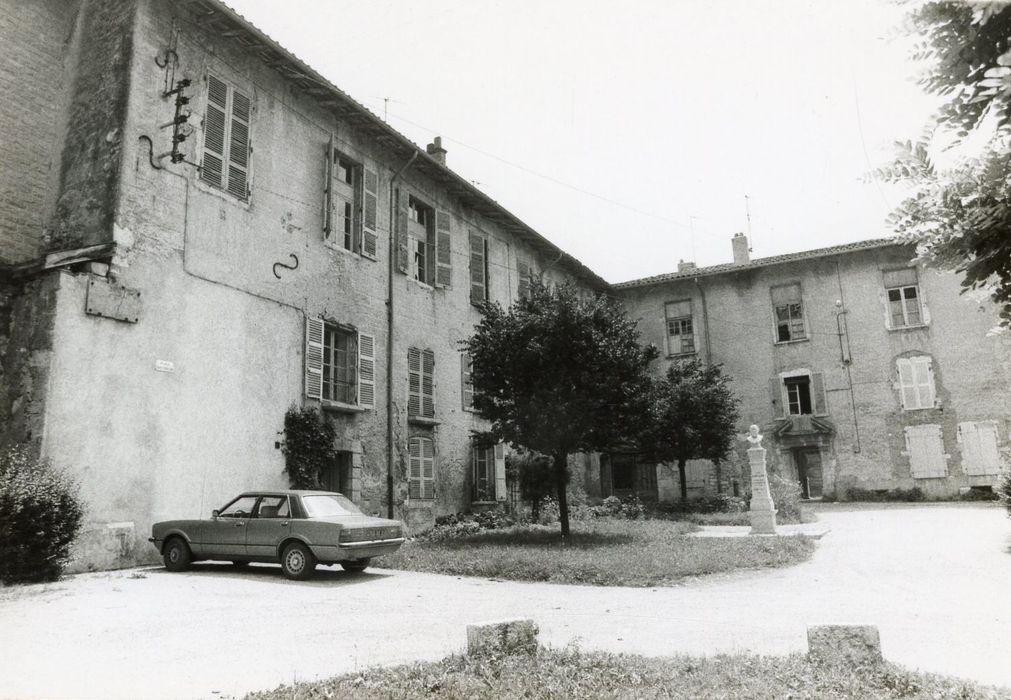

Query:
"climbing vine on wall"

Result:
[[282, 406, 336, 489]]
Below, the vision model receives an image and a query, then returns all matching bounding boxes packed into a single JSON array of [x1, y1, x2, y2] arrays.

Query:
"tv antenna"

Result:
[[744, 194, 754, 252]]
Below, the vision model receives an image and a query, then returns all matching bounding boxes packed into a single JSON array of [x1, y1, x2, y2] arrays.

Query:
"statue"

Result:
[[745, 424, 763, 447]]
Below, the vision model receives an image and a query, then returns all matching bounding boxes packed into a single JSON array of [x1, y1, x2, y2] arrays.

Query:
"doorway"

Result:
[[794, 448, 823, 499], [321, 451, 353, 494]]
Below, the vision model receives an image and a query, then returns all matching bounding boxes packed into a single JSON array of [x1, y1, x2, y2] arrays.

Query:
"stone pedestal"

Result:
[[748, 446, 777, 534]]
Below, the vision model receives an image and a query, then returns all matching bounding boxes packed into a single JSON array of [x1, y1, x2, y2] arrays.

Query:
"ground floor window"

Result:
[[408, 436, 435, 500]]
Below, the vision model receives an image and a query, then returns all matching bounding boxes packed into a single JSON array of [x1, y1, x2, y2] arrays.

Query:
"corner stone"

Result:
[[466, 619, 539, 657], [807, 625, 883, 665]]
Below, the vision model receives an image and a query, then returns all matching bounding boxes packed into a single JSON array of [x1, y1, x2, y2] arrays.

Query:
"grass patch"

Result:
[[381, 519, 815, 587], [247, 648, 1010, 699]]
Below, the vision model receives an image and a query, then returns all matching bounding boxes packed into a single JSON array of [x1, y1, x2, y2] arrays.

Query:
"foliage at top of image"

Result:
[[0, 445, 84, 584], [880, 3, 1011, 326], [282, 406, 335, 489]]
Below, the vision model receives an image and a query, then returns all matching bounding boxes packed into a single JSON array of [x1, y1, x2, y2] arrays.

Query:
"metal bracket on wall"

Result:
[[272, 254, 299, 279]]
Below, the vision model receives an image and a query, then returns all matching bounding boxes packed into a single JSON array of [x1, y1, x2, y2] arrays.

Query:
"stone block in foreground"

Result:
[[807, 625, 882, 665], [466, 619, 539, 656]]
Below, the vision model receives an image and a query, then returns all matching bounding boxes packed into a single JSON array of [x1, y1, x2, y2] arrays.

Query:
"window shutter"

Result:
[[517, 260, 530, 299], [461, 353, 474, 410], [362, 168, 379, 259], [227, 89, 250, 200], [769, 377, 783, 418], [201, 76, 228, 188], [395, 188, 409, 273], [494, 444, 506, 501], [921, 356, 937, 407], [408, 438, 422, 499], [323, 135, 335, 239], [421, 437, 435, 499], [959, 421, 1001, 476], [407, 347, 422, 417], [304, 317, 324, 400], [357, 332, 375, 409], [435, 210, 452, 288], [470, 232, 486, 303], [421, 349, 435, 418], [904, 424, 947, 478], [896, 358, 918, 409], [811, 372, 827, 415]]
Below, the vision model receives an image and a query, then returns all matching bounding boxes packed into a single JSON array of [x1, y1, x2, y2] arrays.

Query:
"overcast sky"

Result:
[[225, 0, 938, 283]]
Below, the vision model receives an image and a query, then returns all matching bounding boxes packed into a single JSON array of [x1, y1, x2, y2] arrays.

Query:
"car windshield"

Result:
[[301, 494, 363, 518]]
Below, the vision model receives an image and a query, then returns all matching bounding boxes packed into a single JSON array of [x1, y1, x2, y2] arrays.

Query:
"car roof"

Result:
[[236, 490, 345, 498]]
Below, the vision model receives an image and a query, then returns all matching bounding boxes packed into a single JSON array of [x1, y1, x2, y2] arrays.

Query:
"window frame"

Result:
[[663, 299, 696, 357], [770, 283, 807, 343], [883, 268, 924, 329], [325, 145, 365, 255], [304, 318, 374, 411]]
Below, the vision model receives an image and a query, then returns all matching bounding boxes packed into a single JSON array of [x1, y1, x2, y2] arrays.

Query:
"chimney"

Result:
[[677, 259, 697, 273], [732, 232, 750, 265], [426, 136, 447, 166]]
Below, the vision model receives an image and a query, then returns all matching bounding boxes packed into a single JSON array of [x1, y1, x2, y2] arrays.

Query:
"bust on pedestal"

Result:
[[745, 424, 777, 535]]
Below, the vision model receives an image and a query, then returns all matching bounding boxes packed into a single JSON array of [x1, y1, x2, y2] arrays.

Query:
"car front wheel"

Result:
[[281, 542, 316, 580], [340, 558, 370, 573], [163, 537, 191, 572]]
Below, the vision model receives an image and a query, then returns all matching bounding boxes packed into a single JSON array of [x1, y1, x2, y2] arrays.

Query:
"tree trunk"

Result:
[[714, 459, 723, 494], [554, 451, 570, 540], [678, 457, 688, 502]]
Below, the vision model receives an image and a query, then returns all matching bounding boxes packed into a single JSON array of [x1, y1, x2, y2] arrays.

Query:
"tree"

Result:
[[638, 359, 740, 502], [463, 282, 658, 538], [881, 3, 1011, 326]]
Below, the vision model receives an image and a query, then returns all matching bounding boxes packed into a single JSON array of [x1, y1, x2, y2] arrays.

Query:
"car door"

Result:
[[244, 495, 293, 559], [203, 494, 258, 558]]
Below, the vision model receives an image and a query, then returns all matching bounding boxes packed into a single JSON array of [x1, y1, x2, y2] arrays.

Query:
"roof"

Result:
[[176, 0, 610, 291], [613, 238, 905, 289]]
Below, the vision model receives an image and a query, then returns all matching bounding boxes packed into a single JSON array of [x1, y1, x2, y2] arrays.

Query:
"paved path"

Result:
[[1, 503, 1009, 699]]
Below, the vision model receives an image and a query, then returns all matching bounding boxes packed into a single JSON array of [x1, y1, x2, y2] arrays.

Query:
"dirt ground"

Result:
[[0, 502, 1008, 699]]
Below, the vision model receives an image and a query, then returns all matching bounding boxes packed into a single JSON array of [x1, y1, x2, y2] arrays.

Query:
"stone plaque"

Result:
[[86, 277, 141, 323]]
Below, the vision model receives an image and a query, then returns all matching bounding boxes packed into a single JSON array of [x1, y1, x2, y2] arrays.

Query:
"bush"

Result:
[[425, 509, 524, 541], [281, 406, 335, 489], [768, 473, 803, 523], [998, 472, 1011, 517], [0, 445, 84, 584], [507, 451, 556, 519], [845, 486, 925, 502]]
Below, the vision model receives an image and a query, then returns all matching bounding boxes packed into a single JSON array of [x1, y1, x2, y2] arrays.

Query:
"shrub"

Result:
[[426, 509, 524, 541], [507, 451, 555, 519], [998, 471, 1011, 517], [282, 406, 335, 489], [768, 473, 803, 523], [0, 445, 84, 584]]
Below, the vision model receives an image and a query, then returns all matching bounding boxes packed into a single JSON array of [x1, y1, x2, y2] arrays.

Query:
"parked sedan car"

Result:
[[149, 490, 405, 580]]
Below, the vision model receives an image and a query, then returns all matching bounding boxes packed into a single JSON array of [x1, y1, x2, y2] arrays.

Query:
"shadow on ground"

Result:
[[146, 562, 394, 587]]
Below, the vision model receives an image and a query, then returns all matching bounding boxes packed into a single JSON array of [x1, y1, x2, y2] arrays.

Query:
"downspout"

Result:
[[693, 277, 711, 365], [387, 151, 418, 519]]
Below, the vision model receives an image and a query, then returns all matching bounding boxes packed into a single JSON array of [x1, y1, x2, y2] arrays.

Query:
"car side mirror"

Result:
[[211, 509, 220, 518]]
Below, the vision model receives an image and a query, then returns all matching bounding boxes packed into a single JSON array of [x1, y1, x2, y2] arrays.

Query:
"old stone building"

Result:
[[613, 235, 1011, 503]]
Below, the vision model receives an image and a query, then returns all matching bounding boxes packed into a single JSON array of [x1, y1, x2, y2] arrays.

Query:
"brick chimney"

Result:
[[732, 232, 750, 265], [677, 259, 697, 273], [426, 136, 447, 165]]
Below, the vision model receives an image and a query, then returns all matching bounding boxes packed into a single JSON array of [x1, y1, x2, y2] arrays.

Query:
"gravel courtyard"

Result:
[[0, 502, 1008, 699]]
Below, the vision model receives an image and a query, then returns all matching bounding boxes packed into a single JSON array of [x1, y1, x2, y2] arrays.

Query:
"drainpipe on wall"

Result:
[[693, 277, 711, 365], [386, 151, 417, 519]]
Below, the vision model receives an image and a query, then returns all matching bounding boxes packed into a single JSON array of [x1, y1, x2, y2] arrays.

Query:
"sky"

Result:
[[224, 0, 939, 283]]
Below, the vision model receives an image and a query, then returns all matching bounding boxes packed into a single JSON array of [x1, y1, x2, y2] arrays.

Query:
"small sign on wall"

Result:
[[86, 278, 141, 323], [154, 360, 175, 373]]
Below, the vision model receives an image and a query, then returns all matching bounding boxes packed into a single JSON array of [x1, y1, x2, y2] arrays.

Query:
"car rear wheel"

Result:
[[340, 558, 371, 573], [281, 542, 316, 580], [163, 537, 191, 572]]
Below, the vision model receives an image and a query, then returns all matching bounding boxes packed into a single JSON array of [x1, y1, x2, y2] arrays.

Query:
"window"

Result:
[[896, 355, 936, 410], [883, 268, 923, 328], [323, 140, 377, 258], [201, 74, 250, 200], [461, 353, 475, 411], [903, 424, 947, 478], [393, 193, 451, 286], [304, 318, 375, 409], [408, 436, 435, 500], [772, 371, 827, 417], [664, 300, 695, 355], [254, 496, 291, 519], [785, 376, 812, 415], [218, 495, 257, 518], [408, 347, 435, 419], [472, 443, 506, 502], [470, 231, 489, 303], [517, 260, 537, 300], [771, 283, 806, 342], [957, 421, 1001, 476]]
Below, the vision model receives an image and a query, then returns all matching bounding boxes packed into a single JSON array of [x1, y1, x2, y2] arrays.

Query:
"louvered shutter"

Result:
[[461, 353, 474, 410], [323, 135, 335, 240], [227, 89, 250, 200], [421, 437, 435, 499], [201, 76, 228, 188], [407, 347, 422, 417], [494, 444, 507, 501], [915, 356, 936, 408], [470, 232, 486, 303], [896, 358, 918, 409], [408, 437, 422, 499], [395, 188, 409, 273], [421, 349, 435, 418], [959, 421, 1001, 476], [769, 377, 783, 418], [811, 372, 827, 415], [435, 210, 452, 287], [304, 317, 324, 400], [904, 424, 947, 478], [357, 332, 375, 409], [362, 168, 379, 259], [517, 260, 530, 299]]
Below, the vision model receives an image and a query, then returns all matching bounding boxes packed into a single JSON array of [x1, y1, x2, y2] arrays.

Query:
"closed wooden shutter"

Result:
[[362, 168, 379, 259], [395, 188, 409, 273], [357, 332, 375, 409], [904, 424, 947, 478], [897, 356, 936, 409], [435, 210, 452, 288], [323, 135, 335, 240], [201, 75, 228, 188], [461, 353, 474, 410], [769, 377, 783, 418], [408, 347, 422, 417], [421, 437, 435, 499], [201, 75, 249, 200], [408, 437, 423, 499], [304, 317, 324, 400], [421, 349, 435, 418], [227, 89, 250, 200], [811, 372, 827, 415], [470, 232, 487, 303], [517, 260, 530, 299], [958, 421, 1001, 476], [494, 443, 507, 501]]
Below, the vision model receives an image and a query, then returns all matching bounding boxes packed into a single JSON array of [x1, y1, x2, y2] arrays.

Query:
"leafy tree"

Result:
[[880, 3, 1011, 326], [638, 359, 740, 502], [463, 282, 658, 538]]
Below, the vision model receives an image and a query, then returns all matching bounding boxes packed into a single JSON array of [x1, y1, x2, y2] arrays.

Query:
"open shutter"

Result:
[[461, 353, 474, 410], [323, 135, 335, 240], [919, 356, 937, 407], [395, 188, 409, 273], [408, 438, 422, 499], [494, 444, 506, 501], [227, 89, 250, 200], [201, 75, 228, 188], [896, 359, 917, 409], [769, 377, 783, 417], [357, 332, 375, 409], [811, 372, 827, 415], [421, 437, 435, 499], [421, 349, 435, 418], [470, 232, 486, 303], [517, 260, 530, 300], [304, 317, 324, 400], [435, 210, 452, 288], [362, 168, 379, 259], [407, 348, 422, 417]]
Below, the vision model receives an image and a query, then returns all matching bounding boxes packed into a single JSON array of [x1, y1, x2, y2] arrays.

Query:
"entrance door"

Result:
[[795, 449, 823, 499]]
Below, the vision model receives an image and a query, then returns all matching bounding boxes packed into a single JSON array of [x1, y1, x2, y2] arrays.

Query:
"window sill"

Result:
[[408, 415, 440, 426], [321, 400, 367, 414], [900, 405, 941, 412], [471, 500, 504, 506], [888, 323, 929, 332], [666, 351, 697, 359], [774, 338, 810, 346], [409, 277, 434, 291]]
